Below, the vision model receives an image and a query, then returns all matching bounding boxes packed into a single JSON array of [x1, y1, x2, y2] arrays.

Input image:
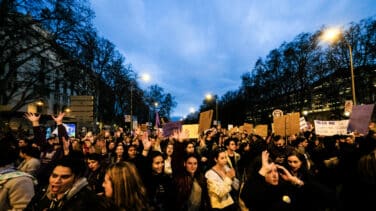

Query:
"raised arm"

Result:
[[141, 131, 151, 157], [52, 112, 70, 155], [24, 112, 46, 147], [51, 112, 68, 140]]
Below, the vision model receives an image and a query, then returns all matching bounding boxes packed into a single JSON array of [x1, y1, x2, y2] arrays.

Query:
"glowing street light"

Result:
[[130, 73, 151, 131], [35, 100, 44, 106], [320, 27, 356, 105], [140, 73, 151, 82], [205, 93, 219, 125]]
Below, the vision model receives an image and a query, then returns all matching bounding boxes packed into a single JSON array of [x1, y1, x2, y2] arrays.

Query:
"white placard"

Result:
[[314, 120, 349, 136]]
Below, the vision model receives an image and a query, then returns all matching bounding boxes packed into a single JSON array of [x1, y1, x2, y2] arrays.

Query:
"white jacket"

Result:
[[205, 168, 234, 209]]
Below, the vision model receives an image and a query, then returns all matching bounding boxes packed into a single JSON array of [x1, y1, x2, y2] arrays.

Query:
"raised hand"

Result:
[[51, 112, 65, 125], [170, 129, 179, 141], [276, 164, 304, 186], [180, 129, 190, 141], [141, 131, 151, 151], [24, 112, 40, 126], [275, 164, 292, 180], [135, 127, 142, 136], [258, 150, 273, 176]]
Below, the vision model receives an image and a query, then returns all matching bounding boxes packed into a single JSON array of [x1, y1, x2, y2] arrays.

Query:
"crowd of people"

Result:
[[0, 111, 375, 211]]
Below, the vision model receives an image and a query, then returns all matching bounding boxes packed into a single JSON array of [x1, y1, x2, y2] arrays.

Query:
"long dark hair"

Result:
[[207, 146, 226, 169], [285, 149, 310, 177], [173, 153, 207, 210]]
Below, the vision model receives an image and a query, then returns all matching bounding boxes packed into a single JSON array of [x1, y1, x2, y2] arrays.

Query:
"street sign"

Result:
[[272, 109, 284, 118], [70, 95, 94, 122]]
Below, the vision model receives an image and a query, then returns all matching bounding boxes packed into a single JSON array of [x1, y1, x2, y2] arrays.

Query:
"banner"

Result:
[[314, 120, 349, 136]]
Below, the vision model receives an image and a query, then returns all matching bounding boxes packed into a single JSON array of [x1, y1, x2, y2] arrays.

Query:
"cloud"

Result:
[[91, 0, 376, 118]]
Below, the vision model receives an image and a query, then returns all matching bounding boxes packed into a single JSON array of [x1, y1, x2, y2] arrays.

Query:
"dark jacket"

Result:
[[25, 178, 114, 211], [240, 173, 297, 211], [144, 173, 174, 211]]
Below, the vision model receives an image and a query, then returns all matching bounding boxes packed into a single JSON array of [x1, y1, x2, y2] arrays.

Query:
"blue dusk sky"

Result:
[[90, 0, 376, 118]]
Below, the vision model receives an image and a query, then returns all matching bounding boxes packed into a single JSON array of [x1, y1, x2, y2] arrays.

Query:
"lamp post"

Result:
[[205, 93, 219, 125], [153, 102, 159, 128], [130, 84, 134, 131], [130, 73, 150, 131], [321, 27, 356, 105]]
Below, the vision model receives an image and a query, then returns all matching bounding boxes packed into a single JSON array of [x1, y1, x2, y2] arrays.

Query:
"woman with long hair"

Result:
[[285, 150, 336, 211], [142, 150, 174, 211], [205, 147, 238, 211], [172, 134, 209, 211], [112, 143, 126, 164], [102, 161, 151, 211]]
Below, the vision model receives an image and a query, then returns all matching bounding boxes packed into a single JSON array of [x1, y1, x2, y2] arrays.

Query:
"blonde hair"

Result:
[[106, 161, 149, 210]]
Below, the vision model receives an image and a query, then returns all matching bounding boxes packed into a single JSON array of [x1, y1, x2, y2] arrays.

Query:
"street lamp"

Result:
[[35, 100, 44, 106], [320, 27, 356, 105], [64, 107, 71, 113], [130, 73, 150, 131], [205, 93, 219, 125], [153, 102, 159, 128], [34, 99, 44, 113]]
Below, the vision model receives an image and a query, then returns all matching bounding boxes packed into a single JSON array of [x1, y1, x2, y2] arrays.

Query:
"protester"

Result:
[[284, 149, 336, 211], [0, 135, 35, 211], [171, 130, 209, 211], [205, 147, 239, 211], [25, 156, 111, 211], [24, 112, 67, 188], [240, 150, 303, 211], [142, 150, 174, 211], [267, 134, 295, 165], [102, 161, 151, 211], [17, 145, 41, 177], [86, 153, 107, 195], [163, 141, 174, 177]]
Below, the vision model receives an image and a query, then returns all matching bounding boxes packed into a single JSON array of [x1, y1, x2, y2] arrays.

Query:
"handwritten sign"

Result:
[[314, 120, 349, 136]]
